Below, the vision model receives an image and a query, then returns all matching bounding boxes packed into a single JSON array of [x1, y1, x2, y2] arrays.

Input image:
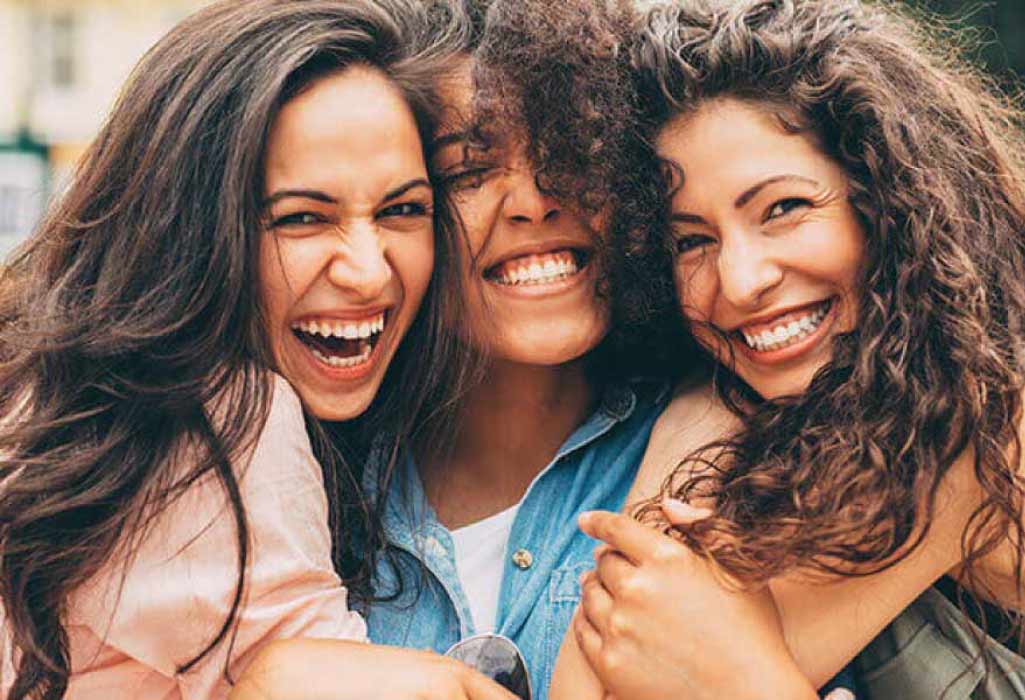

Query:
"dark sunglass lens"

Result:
[[446, 636, 531, 700]]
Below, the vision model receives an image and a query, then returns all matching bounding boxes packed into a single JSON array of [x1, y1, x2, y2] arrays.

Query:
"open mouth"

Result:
[[737, 298, 833, 353], [290, 311, 386, 369], [484, 248, 591, 287]]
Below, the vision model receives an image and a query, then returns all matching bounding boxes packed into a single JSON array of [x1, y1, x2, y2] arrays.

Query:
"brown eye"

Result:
[[378, 202, 430, 218], [675, 234, 715, 256], [272, 212, 325, 227], [766, 198, 810, 221]]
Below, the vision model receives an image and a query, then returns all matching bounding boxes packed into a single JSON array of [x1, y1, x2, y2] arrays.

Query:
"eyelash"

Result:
[[675, 234, 715, 256], [269, 201, 430, 228], [271, 211, 324, 228], [766, 198, 811, 221], [378, 201, 431, 218]]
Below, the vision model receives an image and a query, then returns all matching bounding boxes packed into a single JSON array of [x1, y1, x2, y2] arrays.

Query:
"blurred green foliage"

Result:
[[907, 0, 1025, 83]]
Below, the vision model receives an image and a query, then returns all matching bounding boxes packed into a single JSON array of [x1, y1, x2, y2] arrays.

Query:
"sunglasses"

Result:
[[445, 633, 532, 700]]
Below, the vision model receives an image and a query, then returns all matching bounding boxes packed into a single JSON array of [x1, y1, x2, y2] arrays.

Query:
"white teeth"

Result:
[[494, 252, 581, 286], [740, 302, 831, 353], [310, 342, 373, 369], [291, 311, 386, 340]]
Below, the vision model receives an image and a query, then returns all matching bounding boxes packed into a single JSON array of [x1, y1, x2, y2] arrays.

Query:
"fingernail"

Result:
[[661, 497, 712, 520], [824, 689, 855, 700]]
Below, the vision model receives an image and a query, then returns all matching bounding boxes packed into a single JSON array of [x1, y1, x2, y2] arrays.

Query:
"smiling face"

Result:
[[431, 60, 608, 366], [260, 65, 434, 420], [657, 98, 865, 399]]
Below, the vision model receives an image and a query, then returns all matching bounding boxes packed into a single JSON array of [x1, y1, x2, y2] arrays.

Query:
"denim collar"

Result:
[[362, 378, 661, 556]]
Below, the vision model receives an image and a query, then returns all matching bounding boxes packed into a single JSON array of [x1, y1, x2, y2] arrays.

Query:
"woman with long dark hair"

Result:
[[229, 2, 672, 700], [554, 0, 1025, 698], [0, 2, 513, 699]]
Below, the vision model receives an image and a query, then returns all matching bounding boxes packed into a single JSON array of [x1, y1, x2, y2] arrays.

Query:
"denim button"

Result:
[[511, 548, 533, 570]]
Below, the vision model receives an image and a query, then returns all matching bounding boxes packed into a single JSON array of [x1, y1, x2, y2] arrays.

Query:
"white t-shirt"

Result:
[[450, 504, 520, 633]]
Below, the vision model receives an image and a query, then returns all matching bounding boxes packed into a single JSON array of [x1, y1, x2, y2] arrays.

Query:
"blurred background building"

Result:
[[0, 0, 210, 256], [0, 0, 1022, 257]]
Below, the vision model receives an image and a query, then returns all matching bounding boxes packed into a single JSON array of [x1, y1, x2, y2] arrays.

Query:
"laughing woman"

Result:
[[361, 2, 669, 697], [557, 0, 1025, 698], [0, 2, 512, 699]]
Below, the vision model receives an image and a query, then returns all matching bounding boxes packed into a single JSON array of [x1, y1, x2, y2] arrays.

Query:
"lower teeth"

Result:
[[311, 342, 372, 368]]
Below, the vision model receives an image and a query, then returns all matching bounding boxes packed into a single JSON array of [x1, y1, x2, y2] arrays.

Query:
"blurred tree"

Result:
[[908, 0, 1025, 84]]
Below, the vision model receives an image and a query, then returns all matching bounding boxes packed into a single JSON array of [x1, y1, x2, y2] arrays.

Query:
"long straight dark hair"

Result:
[[0, 2, 471, 699]]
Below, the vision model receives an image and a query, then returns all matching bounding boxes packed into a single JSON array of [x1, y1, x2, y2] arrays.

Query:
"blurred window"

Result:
[[50, 12, 76, 89]]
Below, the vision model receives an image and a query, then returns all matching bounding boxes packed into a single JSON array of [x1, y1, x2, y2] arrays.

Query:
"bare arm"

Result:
[[551, 382, 982, 698], [230, 639, 518, 700]]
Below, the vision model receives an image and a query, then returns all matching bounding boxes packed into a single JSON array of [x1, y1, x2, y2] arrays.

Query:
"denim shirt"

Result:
[[364, 380, 668, 700]]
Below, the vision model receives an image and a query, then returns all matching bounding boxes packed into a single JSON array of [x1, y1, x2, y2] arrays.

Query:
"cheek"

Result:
[[258, 237, 319, 331], [391, 230, 435, 314], [674, 260, 716, 323]]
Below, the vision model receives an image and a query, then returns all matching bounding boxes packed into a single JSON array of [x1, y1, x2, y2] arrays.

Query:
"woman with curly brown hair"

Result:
[[555, 0, 1025, 698], [231, 1, 674, 699]]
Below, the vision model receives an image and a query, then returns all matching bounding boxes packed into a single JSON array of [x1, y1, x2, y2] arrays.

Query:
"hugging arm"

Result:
[[549, 441, 981, 700], [229, 640, 518, 700]]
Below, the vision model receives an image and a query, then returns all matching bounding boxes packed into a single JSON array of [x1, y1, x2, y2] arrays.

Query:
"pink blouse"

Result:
[[2, 375, 367, 699]]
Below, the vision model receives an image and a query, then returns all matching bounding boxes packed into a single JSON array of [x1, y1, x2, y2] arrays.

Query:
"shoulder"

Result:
[[626, 379, 737, 505]]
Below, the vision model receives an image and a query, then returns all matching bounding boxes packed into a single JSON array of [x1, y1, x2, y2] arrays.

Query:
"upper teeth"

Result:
[[292, 312, 385, 339], [741, 303, 829, 352], [494, 251, 579, 286]]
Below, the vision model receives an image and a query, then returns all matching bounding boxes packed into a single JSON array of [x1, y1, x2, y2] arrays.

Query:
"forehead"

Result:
[[264, 66, 427, 194], [656, 98, 838, 194]]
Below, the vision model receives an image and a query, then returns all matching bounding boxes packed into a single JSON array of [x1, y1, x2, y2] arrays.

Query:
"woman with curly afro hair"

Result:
[[232, 1, 675, 699], [556, 0, 1025, 699]]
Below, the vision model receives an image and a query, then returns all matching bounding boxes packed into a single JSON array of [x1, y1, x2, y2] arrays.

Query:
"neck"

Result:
[[419, 356, 596, 529]]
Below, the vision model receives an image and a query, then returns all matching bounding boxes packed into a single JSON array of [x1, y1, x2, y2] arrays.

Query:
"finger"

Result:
[[461, 664, 520, 700], [661, 497, 713, 526], [579, 510, 673, 564], [580, 568, 615, 634], [573, 607, 604, 671], [594, 548, 636, 599]]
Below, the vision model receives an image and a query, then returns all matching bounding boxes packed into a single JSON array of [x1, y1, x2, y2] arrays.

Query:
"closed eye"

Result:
[[440, 166, 495, 192], [765, 198, 811, 221]]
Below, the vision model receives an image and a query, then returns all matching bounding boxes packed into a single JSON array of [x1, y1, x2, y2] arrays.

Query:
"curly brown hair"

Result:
[[633, 0, 1025, 616], [440, 0, 687, 374]]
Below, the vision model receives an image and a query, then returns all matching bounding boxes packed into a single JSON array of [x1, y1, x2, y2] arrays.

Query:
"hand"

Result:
[[574, 508, 819, 700], [229, 639, 519, 700]]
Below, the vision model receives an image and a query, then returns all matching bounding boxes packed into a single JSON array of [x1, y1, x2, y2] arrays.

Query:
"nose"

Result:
[[326, 222, 393, 302], [716, 232, 783, 309], [502, 169, 561, 224]]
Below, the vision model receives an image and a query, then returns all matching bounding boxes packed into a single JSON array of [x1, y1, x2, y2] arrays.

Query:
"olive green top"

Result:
[[856, 586, 1025, 699]]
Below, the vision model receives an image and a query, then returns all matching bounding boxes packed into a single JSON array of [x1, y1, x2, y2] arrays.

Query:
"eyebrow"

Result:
[[263, 178, 431, 209], [670, 173, 822, 226]]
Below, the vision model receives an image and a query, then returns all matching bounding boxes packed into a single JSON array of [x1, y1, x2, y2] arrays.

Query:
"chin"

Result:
[[496, 323, 607, 366], [744, 367, 821, 401]]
